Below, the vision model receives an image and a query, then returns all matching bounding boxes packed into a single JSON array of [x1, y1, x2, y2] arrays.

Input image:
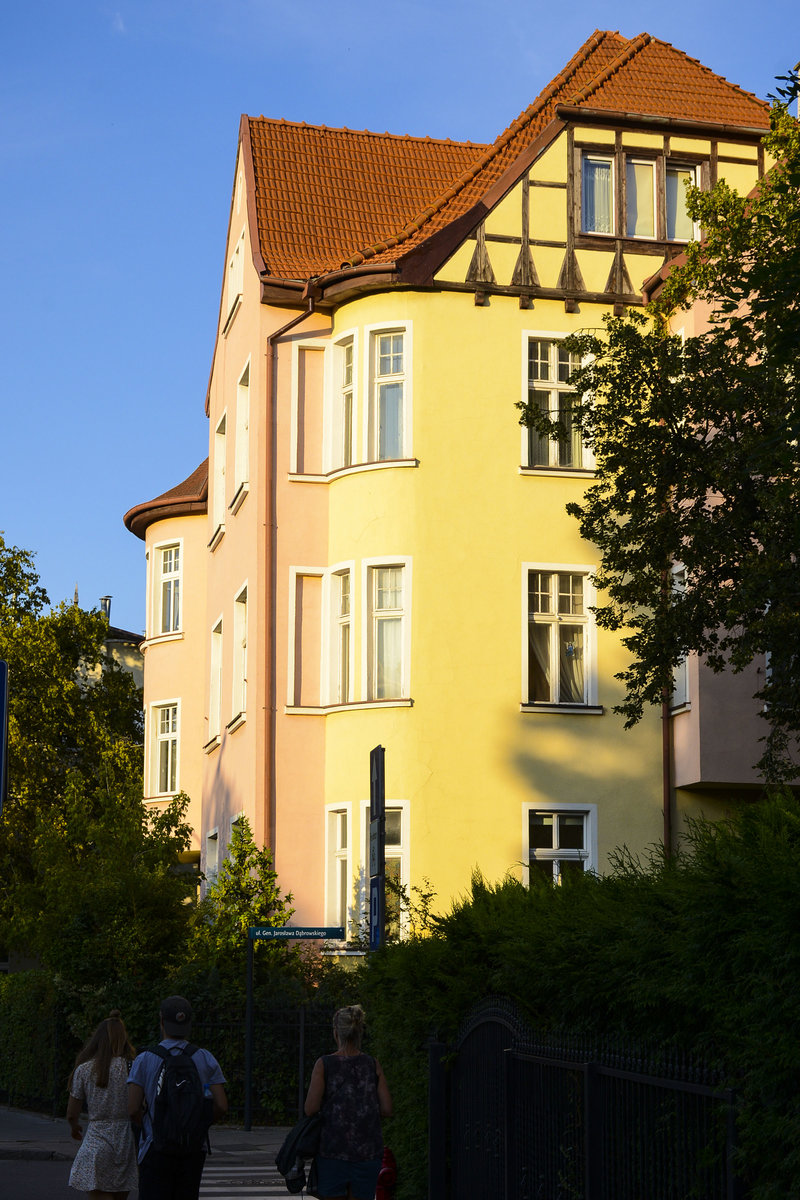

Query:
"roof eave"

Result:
[[555, 103, 769, 139]]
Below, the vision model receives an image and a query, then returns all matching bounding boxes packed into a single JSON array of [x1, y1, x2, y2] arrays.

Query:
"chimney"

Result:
[[99, 596, 112, 621]]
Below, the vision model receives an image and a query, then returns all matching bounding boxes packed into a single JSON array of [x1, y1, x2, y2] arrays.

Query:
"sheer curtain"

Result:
[[583, 158, 612, 234]]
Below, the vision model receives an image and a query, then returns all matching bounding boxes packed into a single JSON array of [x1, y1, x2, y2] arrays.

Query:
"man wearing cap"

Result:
[[128, 995, 228, 1200]]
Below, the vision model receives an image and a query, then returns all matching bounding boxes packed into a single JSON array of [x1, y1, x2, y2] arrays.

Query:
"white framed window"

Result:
[[582, 154, 614, 234], [671, 565, 689, 708], [582, 152, 699, 242], [338, 337, 355, 468], [232, 585, 248, 721], [211, 413, 227, 545], [325, 806, 352, 930], [524, 337, 584, 469], [208, 617, 223, 744], [365, 560, 410, 700], [333, 570, 352, 704], [224, 228, 245, 330], [232, 361, 250, 509], [155, 542, 181, 635], [523, 803, 596, 884], [151, 701, 179, 796], [626, 158, 656, 238], [523, 565, 597, 707], [205, 829, 219, 887], [666, 164, 697, 241], [361, 800, 409, 937], [368, 328, 409, 461]]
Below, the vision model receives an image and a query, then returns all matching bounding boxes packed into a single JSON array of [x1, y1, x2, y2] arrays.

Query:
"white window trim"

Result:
[[363, 321, 413, 463], [522, 802, 598, 886], [581, 152, 615, 236], [359, 798, 410, 933], [286, 566, 325, 708], [148, 536, 184, 640], [223, 227, 245, 334], [228, 581, 248, 731], [519, 331, 594, 472], [324, 803, 353, 932], [206, 614, 223, 751], [625, 157, 657, 240], [324, 328, 359, 473], [205, 827, 220, 889], [210, 411, 227, 549], [361, 556, 412, 703], [230, 358, 251, 514], [321, 561, 355, 707], [147, 698, 180, 799], [521, 561, 600, 711], [289, 335, 328, 476]]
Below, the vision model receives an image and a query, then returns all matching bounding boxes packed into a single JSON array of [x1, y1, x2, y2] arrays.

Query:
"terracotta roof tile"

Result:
[[123, 459, 208, 540], [245, 30, 770, 281]]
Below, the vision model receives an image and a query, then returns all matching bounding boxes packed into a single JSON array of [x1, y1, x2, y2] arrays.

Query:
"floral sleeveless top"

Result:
[[319, 1053, 383, 1161]]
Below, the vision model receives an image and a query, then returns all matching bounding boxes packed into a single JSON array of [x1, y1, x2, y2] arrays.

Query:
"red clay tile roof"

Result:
[[245, 30, 769, 283], [124, 459, 208, 541]]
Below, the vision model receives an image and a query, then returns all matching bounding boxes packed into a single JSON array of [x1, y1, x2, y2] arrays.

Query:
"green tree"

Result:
[[518, 80, 800, 781], [188, 817, 295, 979], [0, 533, 194, 983]]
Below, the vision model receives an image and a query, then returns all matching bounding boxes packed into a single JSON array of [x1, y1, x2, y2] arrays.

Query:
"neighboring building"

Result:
[[125, 30, 772, 928], [99, 597, 145, 691], [124, 461, 208, 864]]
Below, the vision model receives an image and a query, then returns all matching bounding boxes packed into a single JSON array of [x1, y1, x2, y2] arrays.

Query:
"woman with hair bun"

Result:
[[66, 1010, 138, 1200], [304, 1004, 392, 1200]]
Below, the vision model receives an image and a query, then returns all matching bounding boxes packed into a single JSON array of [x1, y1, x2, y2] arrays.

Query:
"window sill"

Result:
[[226, 712, 246, 733], [521, 703, 604, 715], [519, 466, 595, 479], [208, 523, 225, 551], [228, 482, 249, 515], [670, 702, 691, 715], [144, 793, 178, 803], [142, 631, 183, 650], [285, 699, 414, 715], [289, 459, 419, 484], [203, 734, 222, 754]]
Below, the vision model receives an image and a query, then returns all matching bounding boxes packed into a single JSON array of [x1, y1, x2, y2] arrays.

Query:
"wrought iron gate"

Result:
[[429, 999, 740, 1200]]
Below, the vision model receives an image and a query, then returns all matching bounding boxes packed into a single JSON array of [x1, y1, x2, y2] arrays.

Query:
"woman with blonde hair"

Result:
[[66, 1010, 138, 1200], [304, 1004, 392, 1200]]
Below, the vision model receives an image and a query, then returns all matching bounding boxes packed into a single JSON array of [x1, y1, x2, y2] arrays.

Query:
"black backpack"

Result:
[[149, 1043, 213, 1156]]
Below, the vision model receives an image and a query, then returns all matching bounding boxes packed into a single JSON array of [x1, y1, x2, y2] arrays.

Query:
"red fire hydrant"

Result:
[[376, 1147, 397, 1200]]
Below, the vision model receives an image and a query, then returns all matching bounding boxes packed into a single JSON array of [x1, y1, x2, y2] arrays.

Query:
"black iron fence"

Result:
[[430, 999, 740, 1200]]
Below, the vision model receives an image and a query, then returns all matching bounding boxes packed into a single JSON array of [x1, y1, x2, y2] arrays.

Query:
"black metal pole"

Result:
[[244, 936, 254, 1131], [298, 1006, 306, 1120]]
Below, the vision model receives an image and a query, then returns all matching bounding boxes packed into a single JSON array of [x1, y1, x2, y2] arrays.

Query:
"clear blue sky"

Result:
[[1, 1, 795, 633]]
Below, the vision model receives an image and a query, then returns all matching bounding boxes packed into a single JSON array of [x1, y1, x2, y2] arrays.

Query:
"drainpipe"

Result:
[[662, 690, 673, 856], [263, 291, 317, 858]]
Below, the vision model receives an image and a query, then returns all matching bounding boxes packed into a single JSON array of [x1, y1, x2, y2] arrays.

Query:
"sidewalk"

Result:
[[0, 1104, 291, 1162]]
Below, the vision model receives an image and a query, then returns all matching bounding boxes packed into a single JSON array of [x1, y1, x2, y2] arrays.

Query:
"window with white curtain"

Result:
[[526, 338, 583, 468], [526, 570, 592, 705], [582, 155, 613, 234], [153, 702, 178, 795], [334, 570, 351, 704], [369, 565, 405, 699], [582, 152, 698, 242], [339, 338, 354, 468], [157, 544, 181, 634], [371, 331, 405, 460]]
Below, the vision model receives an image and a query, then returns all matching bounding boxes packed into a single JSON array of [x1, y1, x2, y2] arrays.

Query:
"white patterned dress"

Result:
[[68, 1056, 138, 1193]]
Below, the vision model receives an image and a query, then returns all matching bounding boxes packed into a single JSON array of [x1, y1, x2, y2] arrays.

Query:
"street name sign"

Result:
[[248, 926, 345, 940]]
